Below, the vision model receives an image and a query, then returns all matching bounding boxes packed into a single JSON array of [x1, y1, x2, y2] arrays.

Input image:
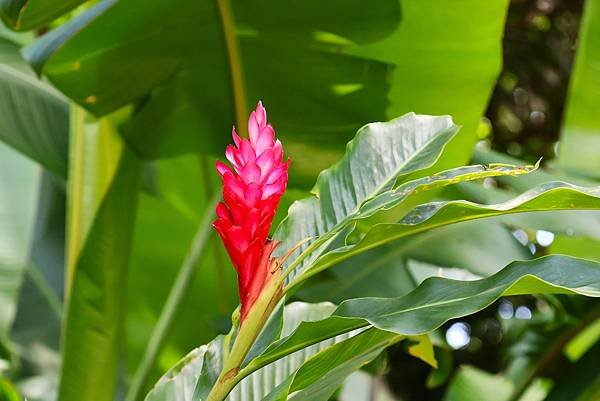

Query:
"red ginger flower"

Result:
[[213, 101, 290, 321]]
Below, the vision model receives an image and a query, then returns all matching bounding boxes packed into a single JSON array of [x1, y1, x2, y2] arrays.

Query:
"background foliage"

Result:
[[0, 0, 599, 400]]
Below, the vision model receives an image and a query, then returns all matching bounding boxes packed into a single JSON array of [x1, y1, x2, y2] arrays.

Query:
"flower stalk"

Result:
[[205, 102, 290, 400], [205, 273, 283, 401]]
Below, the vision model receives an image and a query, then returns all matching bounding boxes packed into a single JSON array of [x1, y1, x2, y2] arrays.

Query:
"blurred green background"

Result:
[[0, 0, 598, 400]]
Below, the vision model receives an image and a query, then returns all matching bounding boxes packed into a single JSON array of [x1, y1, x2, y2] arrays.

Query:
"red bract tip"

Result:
[[213, 101, 290, 321]]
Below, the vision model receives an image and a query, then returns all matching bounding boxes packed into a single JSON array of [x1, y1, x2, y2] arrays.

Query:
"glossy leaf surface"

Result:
[[145, 255, 600, 400], [0, 38, 68, 176], [59, 107, 142, 401], [301, 183, 600, 284], [22, 1, 509, 185]]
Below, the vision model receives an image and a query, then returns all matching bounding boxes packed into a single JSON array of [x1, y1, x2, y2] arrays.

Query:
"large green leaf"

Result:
[[22, 1, 509, 185], [146, 255, 600, 400], [295, 154, 535, 302], [145, 302, 355, 401], [297, 183, 600, 286], [146, 302, 411, 401], [227, 304, 381, 401], [273, 113, 459, 279], [234, 257, 600, 398], [0, 141, 40, 341], [273, 113, 537, 284], [0, 37, 68, 176], [252, 256, 600, 376], [21, 0, 398, 185], [58, 106, 142, 401], [334, 255, 600, 334], [347, 0, 510, 170], [558, 0, 600, 180], [0, 0, 88, 31]]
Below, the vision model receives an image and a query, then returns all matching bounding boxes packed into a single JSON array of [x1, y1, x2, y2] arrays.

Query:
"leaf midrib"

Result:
[[308, 185, 600, 280], [0, 62, 65, 100]]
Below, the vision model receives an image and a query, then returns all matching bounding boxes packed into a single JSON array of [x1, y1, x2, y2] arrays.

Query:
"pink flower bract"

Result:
[[213, 101, 290, 321]]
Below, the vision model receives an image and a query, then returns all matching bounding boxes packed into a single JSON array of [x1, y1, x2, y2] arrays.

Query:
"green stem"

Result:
[[204, 274, 283, 401], [64, 104, 86, 303], [125, 193, 220, 401], [216, 0, 247, 133]]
